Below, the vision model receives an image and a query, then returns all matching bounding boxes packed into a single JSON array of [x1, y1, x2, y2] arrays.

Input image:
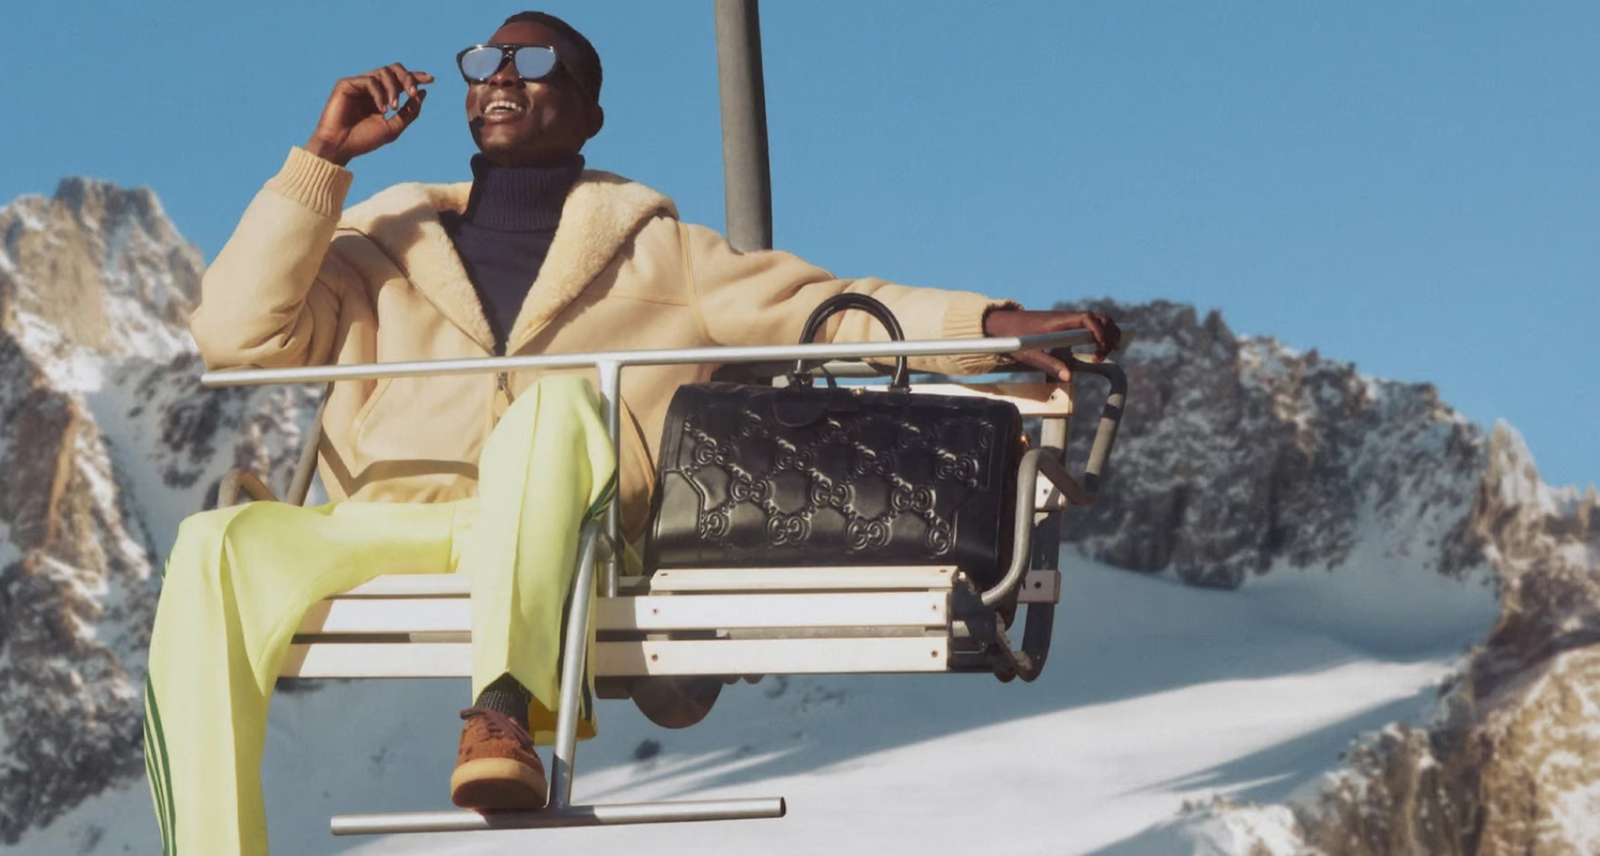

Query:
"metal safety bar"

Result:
[[330, 797, 787, 834], [199, 330, 1101, 388]]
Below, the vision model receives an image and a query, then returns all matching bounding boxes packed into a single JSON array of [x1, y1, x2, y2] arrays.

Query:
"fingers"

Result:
[[1012, 348, 1073, 383], [1052, 310, 1120, 359], [341, 65, 431, 115], [386, 64, 416, 106], [1000, 308, 1122, 377], [312, 63, 429, 164], [363, 65, 430, 137], [359, 75, 390, 118], [372, 64, 431, 112], [392, 65, 432, 107], [1105, 316, 1122, 356], [379, 66, 406, 112], [386, 88, 426, 135], [1094, 312, 1122, 358], [1080, 312, 1119, 359]]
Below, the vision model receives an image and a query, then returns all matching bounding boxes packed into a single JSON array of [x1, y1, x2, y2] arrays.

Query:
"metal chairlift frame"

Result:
[[207, 333, 1126, 833], [198, 0, 1130, 836]]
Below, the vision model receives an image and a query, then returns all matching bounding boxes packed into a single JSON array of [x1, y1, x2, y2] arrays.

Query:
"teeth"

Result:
[[486, 101, 520, 113]]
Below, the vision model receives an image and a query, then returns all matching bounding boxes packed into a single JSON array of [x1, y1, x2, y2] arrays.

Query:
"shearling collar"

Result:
[[338, 170, 677, 353]]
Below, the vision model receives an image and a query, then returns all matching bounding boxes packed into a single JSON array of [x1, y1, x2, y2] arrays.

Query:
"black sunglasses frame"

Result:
[[456, 43, 594, 103]]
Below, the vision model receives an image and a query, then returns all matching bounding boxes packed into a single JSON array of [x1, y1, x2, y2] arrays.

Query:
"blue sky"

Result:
[[2, 1, 1596, 488]]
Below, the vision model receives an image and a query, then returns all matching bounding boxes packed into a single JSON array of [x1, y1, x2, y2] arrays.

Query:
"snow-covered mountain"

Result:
[[0, 179, 1594, 855], [1062, 299, 1489, 595], [1060, 301, 1600, 854], [0, 179, 319, 843]]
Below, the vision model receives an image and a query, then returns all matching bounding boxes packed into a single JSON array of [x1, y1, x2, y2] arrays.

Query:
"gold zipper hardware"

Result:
[[497, 372, 514, 404]]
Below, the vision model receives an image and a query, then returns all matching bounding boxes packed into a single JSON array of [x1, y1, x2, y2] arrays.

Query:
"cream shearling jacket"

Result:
[[192, 147, 1018, 541]]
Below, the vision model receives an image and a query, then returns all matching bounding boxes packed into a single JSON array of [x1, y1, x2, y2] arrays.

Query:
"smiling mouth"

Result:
[[482, 100, 525, 121]]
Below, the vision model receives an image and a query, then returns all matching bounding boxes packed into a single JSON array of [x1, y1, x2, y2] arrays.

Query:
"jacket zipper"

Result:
[[497, 371, 514, 404]]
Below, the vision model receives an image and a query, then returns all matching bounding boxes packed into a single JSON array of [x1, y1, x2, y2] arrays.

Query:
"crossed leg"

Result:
[[143, 376, 615, 856]]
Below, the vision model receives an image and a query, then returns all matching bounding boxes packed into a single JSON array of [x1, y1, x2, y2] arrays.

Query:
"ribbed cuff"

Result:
[[264, 146, 354, 219], [942, 294, 1022, 374]]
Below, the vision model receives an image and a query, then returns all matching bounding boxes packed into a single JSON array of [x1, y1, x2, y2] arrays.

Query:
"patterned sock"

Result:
[[474, 674, 532, 732]]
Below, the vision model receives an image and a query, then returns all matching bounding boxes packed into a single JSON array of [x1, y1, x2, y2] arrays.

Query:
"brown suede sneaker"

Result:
[[450, 707, 549, 811]]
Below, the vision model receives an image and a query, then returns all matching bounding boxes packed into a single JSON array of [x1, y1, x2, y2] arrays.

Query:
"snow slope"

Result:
[[13, 551, 1494, 856]]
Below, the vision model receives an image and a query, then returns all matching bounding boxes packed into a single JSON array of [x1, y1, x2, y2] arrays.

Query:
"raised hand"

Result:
[[304, 64, 434, 166], [982, 309, 1122, 382]]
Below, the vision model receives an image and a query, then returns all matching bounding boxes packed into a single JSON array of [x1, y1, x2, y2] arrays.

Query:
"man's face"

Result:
[[465, 21, 602, 167]]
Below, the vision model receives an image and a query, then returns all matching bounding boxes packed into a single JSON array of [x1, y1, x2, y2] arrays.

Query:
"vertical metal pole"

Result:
[[1040, 416, 1070, 466], [714, 0, 773, 252], [549, 523, 601, 809], [550, 361, 624, 808], [284, 383, 332, 507], [598, 360, 623, 597], [1019, 415, 1069, 679]]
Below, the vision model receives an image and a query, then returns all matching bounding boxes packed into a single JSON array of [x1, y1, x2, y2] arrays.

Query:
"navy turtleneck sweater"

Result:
[[441, 154, 584, 354]]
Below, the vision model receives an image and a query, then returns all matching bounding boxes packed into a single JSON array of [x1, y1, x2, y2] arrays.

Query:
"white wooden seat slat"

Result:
[[648, 566, 956, 592], [610, 591, 948, 630], [282, 637, 951, 679], [338, 575, 473, 598], [600, 637, 950, 676], [297, 591, 949, 636], [298, 599, 471, 635], [333, 566, 958, 599]]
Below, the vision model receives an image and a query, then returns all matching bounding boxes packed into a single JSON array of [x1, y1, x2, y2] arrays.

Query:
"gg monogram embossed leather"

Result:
[[647, 294, 1025, 587]]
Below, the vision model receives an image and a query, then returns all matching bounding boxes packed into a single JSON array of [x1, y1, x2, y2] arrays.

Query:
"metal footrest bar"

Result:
[[329, 797, 787, 835]]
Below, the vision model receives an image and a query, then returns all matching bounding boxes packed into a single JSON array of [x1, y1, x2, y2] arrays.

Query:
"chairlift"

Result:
[[200, 0, 1129, 836]]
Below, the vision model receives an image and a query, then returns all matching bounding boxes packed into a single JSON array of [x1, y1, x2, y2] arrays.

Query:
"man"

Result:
[[145, 10, 1119, 856]]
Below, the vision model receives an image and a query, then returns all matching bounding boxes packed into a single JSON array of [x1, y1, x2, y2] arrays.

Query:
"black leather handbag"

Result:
[[647, 294, 1025, 588]]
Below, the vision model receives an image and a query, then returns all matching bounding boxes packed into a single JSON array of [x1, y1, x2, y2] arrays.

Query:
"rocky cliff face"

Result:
[[1, 177, 200, 358], [1284, 430, 1600, 856], [1058, 300, 1490, 593], [1062, 302, 1600, 856], [0, 180, 316, 842]]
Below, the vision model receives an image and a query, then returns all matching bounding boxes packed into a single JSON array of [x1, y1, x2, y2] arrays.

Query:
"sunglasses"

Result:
[[456, 44, 594, 102]]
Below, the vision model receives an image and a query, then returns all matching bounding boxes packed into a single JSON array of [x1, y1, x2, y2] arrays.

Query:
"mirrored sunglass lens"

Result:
[[459, 47, 505, 80], [512, 46, 558, 79]]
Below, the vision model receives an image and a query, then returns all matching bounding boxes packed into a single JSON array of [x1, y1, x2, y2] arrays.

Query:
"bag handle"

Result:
[[788, 293, 911, 391]]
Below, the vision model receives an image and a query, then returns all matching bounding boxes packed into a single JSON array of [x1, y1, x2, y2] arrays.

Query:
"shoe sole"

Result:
[[451, 758, 550, 811]]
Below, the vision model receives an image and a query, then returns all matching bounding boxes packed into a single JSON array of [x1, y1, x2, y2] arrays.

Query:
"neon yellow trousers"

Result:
[[143, 376, 616, 856]]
